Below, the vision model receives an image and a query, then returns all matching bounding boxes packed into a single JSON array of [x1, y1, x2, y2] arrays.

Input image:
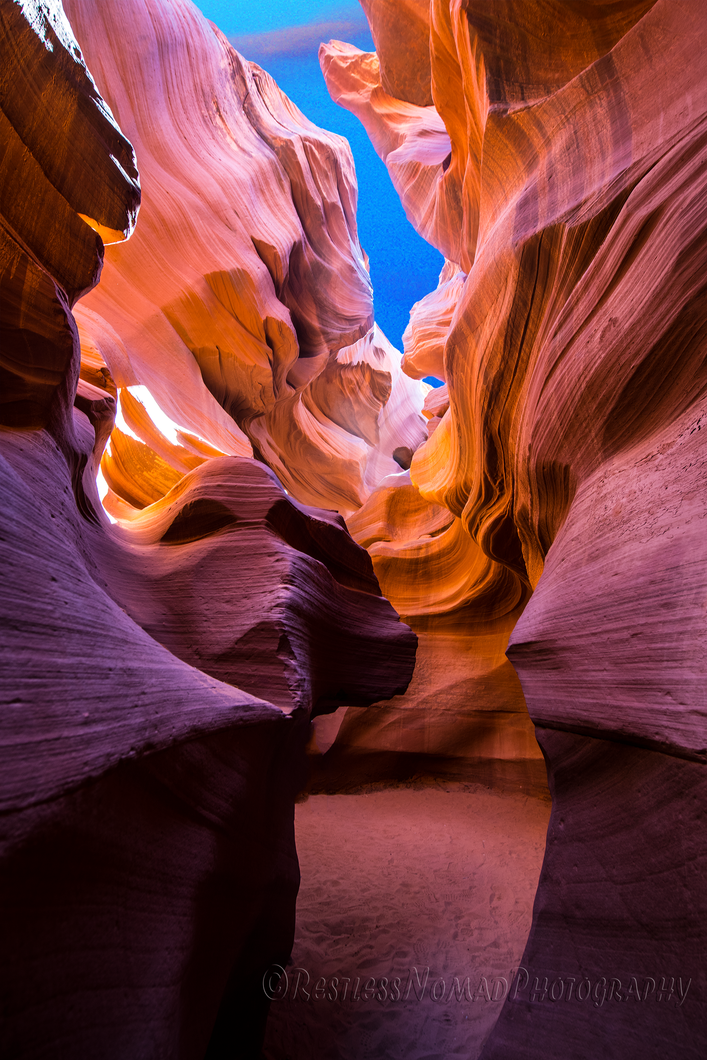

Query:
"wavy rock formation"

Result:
[[0, 426, 416, 1059], [0, 0, 139, 432], [58, 0, 427, 518], [322, 1, 707, 1056], [5, 0, 707, 1055], [0, 2, 416, 1057], [308, 603, 547, 797], [401, 260, 464, 382], [321, 37, 461, 266]]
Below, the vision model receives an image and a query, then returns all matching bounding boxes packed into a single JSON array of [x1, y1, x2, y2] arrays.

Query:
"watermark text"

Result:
[[263, 966, 692, 1007]]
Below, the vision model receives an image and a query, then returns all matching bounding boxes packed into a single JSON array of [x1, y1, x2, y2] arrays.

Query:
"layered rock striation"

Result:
[[60, 0, 428, 517], [4, 0, 707, 1056], [0, 2, 417, 1056], [321, 1, 707, 1056]]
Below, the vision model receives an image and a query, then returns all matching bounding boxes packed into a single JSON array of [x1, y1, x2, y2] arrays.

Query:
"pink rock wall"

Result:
[[321, 1, 707, 1056], [0, 2, 417, 1056], [60, 0, 428, 517], [3, 0, 707, 1056]]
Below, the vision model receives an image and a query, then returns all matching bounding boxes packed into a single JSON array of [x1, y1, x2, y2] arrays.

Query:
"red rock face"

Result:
[[4, 0, 707, 1056], [0, 3, 417, 1056], [321, 1, 707, 1056], [0, 0, 139, 434], [58, 0, 428, 517]]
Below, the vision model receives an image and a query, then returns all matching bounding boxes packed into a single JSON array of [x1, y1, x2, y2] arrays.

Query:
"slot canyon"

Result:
[[1, 0, 705, 1057]]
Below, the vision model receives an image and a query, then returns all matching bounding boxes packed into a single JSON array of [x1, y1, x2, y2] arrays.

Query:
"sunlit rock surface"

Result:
[[401, 260, 464, 383], [60, 0, 427, 517], [323, 1, 707, 1056], [0, 2, 416, 1056], [309, 604, 547, 799], [321, 37, 460, 265], [4, 0, 707, 1055]]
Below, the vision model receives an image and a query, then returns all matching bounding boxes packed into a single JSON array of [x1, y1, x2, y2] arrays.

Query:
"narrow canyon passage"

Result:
[[263, 785, 551, 1060], [3, 1, 707, 1058]]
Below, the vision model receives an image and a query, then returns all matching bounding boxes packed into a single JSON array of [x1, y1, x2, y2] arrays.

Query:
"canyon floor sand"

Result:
[[263, 784, 551, 1060]]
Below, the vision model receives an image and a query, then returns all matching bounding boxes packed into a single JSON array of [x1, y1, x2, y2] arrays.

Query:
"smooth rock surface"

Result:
[[64, 0, 428, 516], [310, 607, 546, 798], [481, 729, 707, 1060], [322, 1, 707, 1056], [5, 0, 707, 1055], [0, 3, 418, 1057]]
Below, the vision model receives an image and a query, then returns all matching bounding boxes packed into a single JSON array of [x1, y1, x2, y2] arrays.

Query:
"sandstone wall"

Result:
[[0, 2, 417, 1055], [322, 2, 707, 1055]]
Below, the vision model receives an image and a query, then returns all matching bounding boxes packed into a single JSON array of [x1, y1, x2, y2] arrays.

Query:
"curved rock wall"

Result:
[[4, 0, 706, 1055], [322, 1, 707, 1056], [60, 0, 428, 517], [0, 0, 139, 433], [0, 2, 417, 1056]]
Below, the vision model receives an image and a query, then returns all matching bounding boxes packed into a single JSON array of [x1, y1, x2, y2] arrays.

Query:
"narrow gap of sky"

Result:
[[194, 1, 445, 380]]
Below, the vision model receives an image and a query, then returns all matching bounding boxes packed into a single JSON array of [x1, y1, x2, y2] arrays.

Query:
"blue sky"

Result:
[[194, 1, 444, 374], [196, 0, 364, 36]]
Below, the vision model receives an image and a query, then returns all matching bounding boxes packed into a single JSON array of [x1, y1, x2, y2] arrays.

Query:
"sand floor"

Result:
[[263, 784, 551, 1060]]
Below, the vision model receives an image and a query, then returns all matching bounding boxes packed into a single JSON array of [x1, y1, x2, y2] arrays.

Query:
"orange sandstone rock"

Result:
[[323, 2, 707, 1056], [359, 0, 432, 106], [401, 260, 465, 382], [0, 0, 139, 431], [62, 0, 427, 516], [321, 39, 462, 265], [0, 4, 418, 1058]]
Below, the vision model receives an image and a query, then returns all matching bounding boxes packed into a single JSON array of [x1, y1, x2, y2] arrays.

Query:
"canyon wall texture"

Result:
[[0, 2, 417, 1056], [2, 0, 706, 1057], [63, 0, 428, 517], [321, 1, 707, 1057]]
